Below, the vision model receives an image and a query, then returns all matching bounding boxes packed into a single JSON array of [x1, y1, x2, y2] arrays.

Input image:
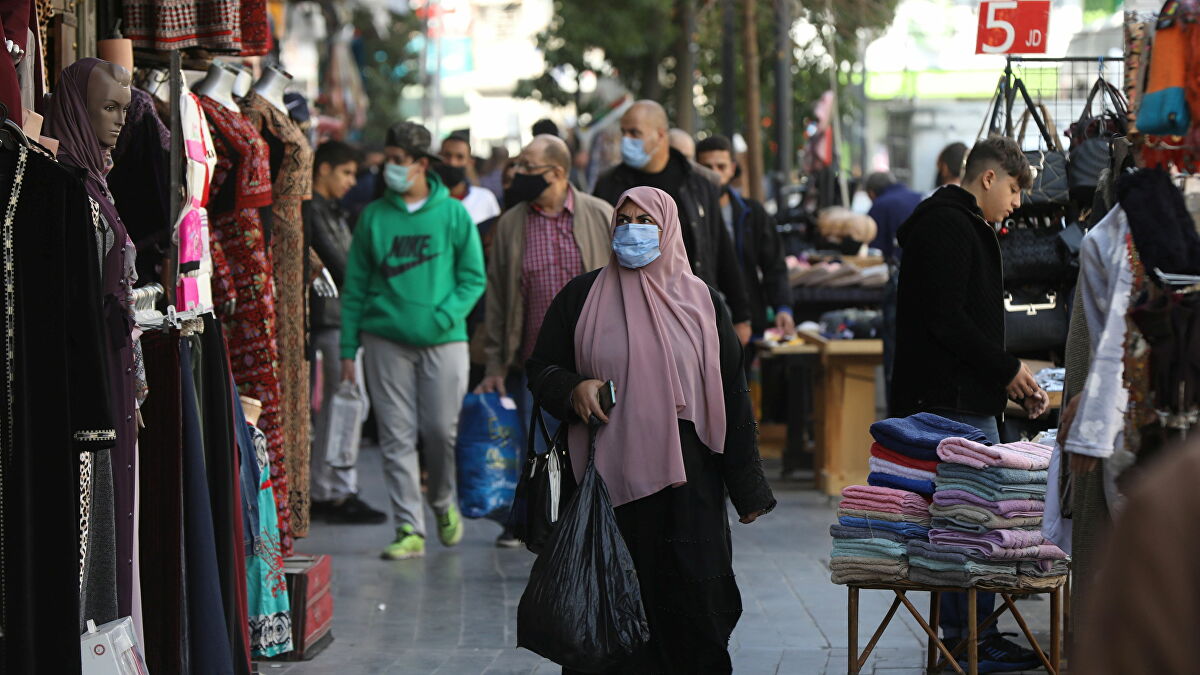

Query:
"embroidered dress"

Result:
[[201, 95, 293, 553], [247, 422, 293, 657], [123, 0, 242, 52], [243, 93, 314, 538]]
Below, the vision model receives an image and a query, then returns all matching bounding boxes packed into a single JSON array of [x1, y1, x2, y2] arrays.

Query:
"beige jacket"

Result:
[[484, 187, 613, 378]]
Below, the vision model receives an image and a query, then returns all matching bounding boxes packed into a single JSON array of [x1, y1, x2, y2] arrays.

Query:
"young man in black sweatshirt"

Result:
[[891, 136, 1049, 673]]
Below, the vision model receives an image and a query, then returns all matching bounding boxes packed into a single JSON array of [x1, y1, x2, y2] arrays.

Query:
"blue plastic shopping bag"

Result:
[[456, 392, 523, 519]]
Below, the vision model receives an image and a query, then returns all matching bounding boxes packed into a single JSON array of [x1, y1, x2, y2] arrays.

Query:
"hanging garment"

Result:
[[240, 0, 272, 56], [0, 146, 114, 675], [200, 94, 293, 554], [243, 92, 314, 539], [137, 330, 185, 674], [177, 91, 220, 311], [122, 0, 243, 52], [180, 335, 236, 675], [109, 87, 171, 284], [243, 414, 293, 657]]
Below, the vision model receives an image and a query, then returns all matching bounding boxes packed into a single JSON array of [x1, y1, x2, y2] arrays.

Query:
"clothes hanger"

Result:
[[0, 102, 30, 151]]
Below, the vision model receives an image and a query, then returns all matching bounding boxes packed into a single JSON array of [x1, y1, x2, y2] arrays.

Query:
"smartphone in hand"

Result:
[[598, 380, 617, 415]]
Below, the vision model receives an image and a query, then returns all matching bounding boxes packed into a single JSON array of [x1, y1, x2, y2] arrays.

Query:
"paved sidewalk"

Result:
[[262, 446, 1056, 674]]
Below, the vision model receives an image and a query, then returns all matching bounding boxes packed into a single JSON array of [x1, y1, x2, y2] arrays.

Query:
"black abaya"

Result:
[[528, 269, 776, 674]]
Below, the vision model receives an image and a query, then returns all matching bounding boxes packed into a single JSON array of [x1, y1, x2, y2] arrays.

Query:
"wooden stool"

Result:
[[844, 578, 1065, 675]]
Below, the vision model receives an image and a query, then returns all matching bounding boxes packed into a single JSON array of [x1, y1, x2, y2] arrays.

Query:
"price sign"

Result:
[[976, 1, 1051, 55]]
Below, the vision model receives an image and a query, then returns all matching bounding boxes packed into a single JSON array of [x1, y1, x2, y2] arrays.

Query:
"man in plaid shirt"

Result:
[[476, 135, 614, 546]]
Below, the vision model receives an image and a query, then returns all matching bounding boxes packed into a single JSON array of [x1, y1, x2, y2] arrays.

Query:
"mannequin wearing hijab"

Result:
[[527, 186, 775, 673], [45, 57, 145, 624]]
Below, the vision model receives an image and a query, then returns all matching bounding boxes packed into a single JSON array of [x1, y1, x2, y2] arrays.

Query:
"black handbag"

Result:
[[1067, 78, 1129, 203], [998, 220, 1066, 285], [1004, 286, 1069, 353], [1010, 79, 1070, 208], [509, 403, 577, 555]]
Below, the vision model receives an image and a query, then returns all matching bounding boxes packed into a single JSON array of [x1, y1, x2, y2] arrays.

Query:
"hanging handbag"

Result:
[[1009, 79, 1070, 208], [508, 402, 577, 555], [998, 218, 1066, 285], [1067, 78, 1129, 203], [1004, 286, 1069, 354], [1138, 3, 1191, 136]]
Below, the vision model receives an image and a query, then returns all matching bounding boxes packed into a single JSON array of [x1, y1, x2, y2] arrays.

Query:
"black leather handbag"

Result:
[[1067, 78, 1129, 203], [509, 403, 576, 555], [1011, 79, 1070, 208], [1004, 286, 1069, 353], [999, 220, 1066, 285]]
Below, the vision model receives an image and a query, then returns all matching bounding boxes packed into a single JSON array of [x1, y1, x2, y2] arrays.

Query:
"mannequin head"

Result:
[[87, 61, 132, 149]]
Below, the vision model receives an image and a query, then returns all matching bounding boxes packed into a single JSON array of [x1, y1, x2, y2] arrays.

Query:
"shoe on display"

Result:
[[381, 524, 425, 560], [437, 504, 464, 547], [956, 633, 1043, 673], [326, 494, 387, 525]]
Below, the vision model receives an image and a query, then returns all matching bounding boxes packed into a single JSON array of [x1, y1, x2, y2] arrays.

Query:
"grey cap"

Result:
[[385, 121, 437, 160]]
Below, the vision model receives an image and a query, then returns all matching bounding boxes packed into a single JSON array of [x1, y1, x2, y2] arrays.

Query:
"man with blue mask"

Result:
[[475, 134, 612, 547], [340, 121, 486, 560], [594, 100, 752, 343]]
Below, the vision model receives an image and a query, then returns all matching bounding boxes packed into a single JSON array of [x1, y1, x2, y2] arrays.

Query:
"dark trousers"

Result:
[[935, 411, 1002, 641]]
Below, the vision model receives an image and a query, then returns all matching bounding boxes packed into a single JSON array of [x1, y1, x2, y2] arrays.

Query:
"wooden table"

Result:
[[761, 332, 883, 495], [844, 578, 1065, 675]]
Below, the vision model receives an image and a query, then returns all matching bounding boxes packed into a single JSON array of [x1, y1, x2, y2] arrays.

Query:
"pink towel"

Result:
[[869, 456, 936, 482], [928, 529, 1066, 561], [936, 438, 1053, 471], [841, 484, 930, 517]]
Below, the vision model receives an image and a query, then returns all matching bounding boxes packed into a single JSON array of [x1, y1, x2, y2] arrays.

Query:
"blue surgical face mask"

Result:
[[612, 223, 661, 269], [621, 136, 652, 169], [384, 162, 414, 194]]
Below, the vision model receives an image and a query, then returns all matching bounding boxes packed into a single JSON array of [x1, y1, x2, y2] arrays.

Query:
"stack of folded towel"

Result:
[[830, 485, 931, 584], [866, 414, 990, 496], [918, 437, 1069, 587], [906, 540, 1019, 587]]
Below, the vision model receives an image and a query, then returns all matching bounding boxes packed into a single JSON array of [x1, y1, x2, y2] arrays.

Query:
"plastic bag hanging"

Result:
[[516, 423, 650, 672]]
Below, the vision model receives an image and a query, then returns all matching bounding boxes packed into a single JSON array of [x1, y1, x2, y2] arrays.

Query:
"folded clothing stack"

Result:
[[906, 540, 1018, 588], [830, 483, 932, 586], [867, 414, 989, 496], [917, 437, 1069, 588]]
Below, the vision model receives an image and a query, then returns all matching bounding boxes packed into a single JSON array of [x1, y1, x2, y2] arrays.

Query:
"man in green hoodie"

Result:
[[340, 121, 487, 560]]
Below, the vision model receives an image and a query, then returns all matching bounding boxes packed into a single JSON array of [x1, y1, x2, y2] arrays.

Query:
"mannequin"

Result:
[[232, 65, 253, 100], [192, 62, 239, 112], [136, 67, 171, 104], [44, 56, 143, 630], [252, 66, 291, 115]]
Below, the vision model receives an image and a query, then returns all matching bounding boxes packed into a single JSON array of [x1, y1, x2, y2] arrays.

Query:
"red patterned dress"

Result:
[[200, 96, 292, 554]]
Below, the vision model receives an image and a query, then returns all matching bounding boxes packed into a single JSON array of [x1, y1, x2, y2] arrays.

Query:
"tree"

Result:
[[353, 9, 423, 142]]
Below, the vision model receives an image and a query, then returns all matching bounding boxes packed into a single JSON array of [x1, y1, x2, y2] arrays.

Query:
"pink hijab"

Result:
[[568, 186, 727, 507]]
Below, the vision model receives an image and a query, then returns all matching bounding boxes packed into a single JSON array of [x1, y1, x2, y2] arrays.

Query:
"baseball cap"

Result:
[[385, 121, 437, 161]]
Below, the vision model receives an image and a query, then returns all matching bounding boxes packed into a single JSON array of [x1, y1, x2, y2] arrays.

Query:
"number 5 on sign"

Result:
[[976, 0, 1051, 55]]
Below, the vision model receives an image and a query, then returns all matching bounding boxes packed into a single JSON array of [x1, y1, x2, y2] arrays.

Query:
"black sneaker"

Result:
[[326, 494, 387, 525], [960, 633, 1042, 673], [310, 500, 335, 521]]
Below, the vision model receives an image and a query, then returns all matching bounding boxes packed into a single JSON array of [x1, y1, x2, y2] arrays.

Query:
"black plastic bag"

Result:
[[516, 425, 650, 672]]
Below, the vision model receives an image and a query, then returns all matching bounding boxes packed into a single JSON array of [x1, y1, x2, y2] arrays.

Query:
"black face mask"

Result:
[[433, 163, 467, 190], [503, 172, 551, 209]]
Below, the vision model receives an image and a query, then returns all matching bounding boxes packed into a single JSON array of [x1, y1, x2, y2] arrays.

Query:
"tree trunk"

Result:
[[719, 0, 738, 138], [774, 0, 793, 183], [742, 0, 765, 202], [673, 0, 696, 134]]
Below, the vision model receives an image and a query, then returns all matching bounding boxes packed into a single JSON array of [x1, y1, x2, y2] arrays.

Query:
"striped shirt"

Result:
[[521, 190, 583, 362]]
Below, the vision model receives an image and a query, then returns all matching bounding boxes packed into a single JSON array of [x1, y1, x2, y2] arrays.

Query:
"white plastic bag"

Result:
[[324, 381, 365, 469]]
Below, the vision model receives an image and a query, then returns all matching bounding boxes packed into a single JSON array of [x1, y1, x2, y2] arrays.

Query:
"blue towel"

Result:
[[831, 537, 908, 559], [869, 471, 936, 496], [870, 413, 989, 461], [839, 515, 930, 540], [936, 462, 1048, 486], [933, 477, 1046, 502]]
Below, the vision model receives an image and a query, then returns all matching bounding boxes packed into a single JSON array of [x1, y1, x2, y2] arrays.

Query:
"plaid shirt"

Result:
[[521, 190, 583, 362]]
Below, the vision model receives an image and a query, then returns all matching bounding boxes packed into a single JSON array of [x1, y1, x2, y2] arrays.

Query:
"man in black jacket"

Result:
[[695, 134, 794, 339], [593, 100, 752, 342], [891, 136, 1048, 672], [305, 140, 386, 524]]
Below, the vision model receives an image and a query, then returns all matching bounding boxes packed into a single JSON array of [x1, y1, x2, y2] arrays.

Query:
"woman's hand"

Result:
[[340, 359, 356, 385], [571, 379, 609, 424], [739, 510, 767, 524]]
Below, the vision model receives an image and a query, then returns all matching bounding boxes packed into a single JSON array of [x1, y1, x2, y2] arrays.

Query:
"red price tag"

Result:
[[976, 1, 1051, 55]]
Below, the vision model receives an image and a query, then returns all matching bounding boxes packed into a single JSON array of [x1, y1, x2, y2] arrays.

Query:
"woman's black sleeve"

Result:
[[524, 273, 596, 422], [713, 287, 777, 519]]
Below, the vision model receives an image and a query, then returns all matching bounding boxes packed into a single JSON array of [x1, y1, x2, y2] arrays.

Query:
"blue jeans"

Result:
[[934, 411, 1001, 641]]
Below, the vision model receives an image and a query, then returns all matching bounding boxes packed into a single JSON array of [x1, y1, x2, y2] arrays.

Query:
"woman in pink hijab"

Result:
[[527, 186, 775, 673]]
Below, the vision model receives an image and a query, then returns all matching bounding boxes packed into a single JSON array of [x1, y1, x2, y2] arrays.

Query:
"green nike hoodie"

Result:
[[340, 171, 486, 358]]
